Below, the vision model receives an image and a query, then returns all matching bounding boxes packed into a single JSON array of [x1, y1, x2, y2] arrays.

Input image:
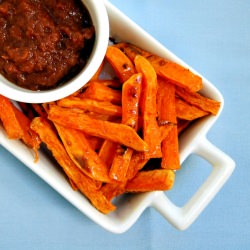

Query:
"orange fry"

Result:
[[109, 145, 133, 181], [68, 178, 79, 191], [47, 105, 149, 152], [157, 77, 177, 125], [161, 125, 180, 170], [0, 95, 23, 139], [55, 124, 111, 183], [125, 169, 175, 192], [98, 139, 118, 168], [86, 79, 122, 89], [147, 55, 202, 92], [175, 86, 221, 115], [105, 46, 136, 82], [134, 55, 161, 158], [85, 135, 103, 151], [159, 123, 174, 141], [81, 81, 122, 104], [115, 42, 152, 61], [101, 182, 126, 201], [109, 73, 142, 181], [70, 109, 119, 122], [0, 96, 41, 160], [126, 124, 174, 180], [13, 106, 41, 160], [57, 96, 122, 117], [175, 97, 209, 120], [125, 152, 149, 180], [30, 117, 115, 214], [121, 73, 142, 129]]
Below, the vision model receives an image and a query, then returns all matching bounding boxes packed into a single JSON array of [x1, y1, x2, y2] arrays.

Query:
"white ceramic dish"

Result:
[[0, 0, 235, 233], [0, 0, 109, 104]]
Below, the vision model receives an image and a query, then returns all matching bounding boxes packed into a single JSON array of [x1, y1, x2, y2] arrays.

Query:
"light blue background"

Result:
[[0, 0, 249, 249]]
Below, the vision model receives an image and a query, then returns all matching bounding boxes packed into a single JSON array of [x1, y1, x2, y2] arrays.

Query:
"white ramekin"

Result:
[[0, 0, 109, 103]]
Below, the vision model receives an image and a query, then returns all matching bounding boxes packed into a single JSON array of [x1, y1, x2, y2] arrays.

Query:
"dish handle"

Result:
[[152, 136, 235, 230]]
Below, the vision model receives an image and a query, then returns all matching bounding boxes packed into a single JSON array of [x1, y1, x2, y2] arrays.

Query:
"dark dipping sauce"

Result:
[[0, 0, 95, 90]]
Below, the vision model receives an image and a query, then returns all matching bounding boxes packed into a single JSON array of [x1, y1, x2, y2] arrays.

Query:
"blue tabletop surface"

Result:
[[0, 0, 249, 249]]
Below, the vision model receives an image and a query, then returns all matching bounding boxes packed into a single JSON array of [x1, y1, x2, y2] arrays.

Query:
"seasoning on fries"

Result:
[[0, 42, 221, 214]]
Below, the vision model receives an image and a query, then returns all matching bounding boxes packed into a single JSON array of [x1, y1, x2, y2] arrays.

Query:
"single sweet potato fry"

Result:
[[105, 46, 136, 82], [121, 73, 142, 129], [175, 97, 209, 120], [0, 95, 23, 139], [98, 139, 118, 168], [161, 125, 180, 170], [147, 55, 202, 92], [134, 55, 161, 158], [125, 169, 175, 192], [175, 86, 221, 115], [74, 110, 119, 122], [157, 77, 177, 125], [55, 124, 111, 183], [109, 145, 133, 181], [30, 117, 115, 214], [0, 96, 41, 160], [109, 73, 142, 181], [13, 106, 41, 161], [57, 96, 122, 117], [81, 81, 122, 105], [88, 79, 122, 89], [48, 105, 149, 152]]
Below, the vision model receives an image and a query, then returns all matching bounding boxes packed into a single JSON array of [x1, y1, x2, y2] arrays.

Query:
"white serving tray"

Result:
[[0, 0, 235, 233]]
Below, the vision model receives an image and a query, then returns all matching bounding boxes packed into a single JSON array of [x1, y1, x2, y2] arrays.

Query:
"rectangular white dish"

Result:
[[0, 0, 235, 233]]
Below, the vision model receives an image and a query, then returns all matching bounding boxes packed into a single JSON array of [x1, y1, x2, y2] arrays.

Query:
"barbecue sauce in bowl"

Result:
[[0, 0, 95, 90]]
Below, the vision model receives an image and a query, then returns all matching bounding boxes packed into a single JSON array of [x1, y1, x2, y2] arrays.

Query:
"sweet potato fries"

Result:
[[0, 42, 221, 214]]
